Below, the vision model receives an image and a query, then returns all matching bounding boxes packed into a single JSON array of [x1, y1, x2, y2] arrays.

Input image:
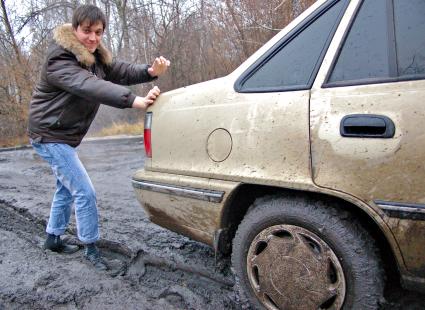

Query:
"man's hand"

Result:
[[148, 56, 170, 77], [132, 86, 160, 110]]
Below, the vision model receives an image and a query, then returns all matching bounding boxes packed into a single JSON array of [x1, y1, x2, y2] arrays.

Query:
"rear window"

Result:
[[236, 0, 347, 92]]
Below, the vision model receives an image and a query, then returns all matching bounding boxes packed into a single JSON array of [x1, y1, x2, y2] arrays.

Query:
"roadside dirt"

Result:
[[0, 137, 423, 309]]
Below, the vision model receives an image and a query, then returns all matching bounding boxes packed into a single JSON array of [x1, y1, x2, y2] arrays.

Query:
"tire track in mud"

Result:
[[0, 201, 239, 309], [62, 223, 235, 287], [0, 200, 46, 246]]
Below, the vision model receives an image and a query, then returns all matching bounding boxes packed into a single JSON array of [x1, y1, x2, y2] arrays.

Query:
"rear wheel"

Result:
[[232, 196, 384, 310]]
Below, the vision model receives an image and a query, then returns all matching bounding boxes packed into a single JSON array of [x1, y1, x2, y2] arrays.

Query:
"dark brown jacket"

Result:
[[28, 24, 156, 147]]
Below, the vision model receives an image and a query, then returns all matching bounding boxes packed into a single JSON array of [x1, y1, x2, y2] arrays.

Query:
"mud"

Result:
[[0, 137, 423, 309]]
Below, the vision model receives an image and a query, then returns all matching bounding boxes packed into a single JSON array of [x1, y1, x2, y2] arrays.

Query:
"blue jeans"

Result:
[[31, 141, 99, 244]]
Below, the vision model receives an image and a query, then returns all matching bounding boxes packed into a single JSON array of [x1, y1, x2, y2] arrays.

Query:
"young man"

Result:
[[28, 5, 170, 270]]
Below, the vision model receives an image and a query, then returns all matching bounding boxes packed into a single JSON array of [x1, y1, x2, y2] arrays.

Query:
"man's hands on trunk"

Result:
[[133, 56, 169, 110], [132, 86, 160, 110]]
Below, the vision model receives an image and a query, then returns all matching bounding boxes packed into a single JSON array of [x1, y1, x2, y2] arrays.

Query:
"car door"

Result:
[[310, 0, 425, 277]]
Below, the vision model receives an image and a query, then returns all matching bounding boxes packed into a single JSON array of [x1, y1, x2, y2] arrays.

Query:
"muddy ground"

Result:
[[0, 137, 423, 309]]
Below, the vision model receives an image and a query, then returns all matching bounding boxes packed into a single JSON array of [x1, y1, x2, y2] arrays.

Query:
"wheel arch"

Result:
[[218, 183, 401, 284]]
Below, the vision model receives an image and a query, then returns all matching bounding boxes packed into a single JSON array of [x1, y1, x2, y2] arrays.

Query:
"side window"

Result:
[[236, 0, 346, 92], [327, 0, 425, 86], [394, 0, 425, 78], [327, 0, 390, 84]]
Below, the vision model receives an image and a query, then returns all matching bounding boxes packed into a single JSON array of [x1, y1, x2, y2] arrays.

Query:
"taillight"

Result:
[[144, 112, 152, 158]]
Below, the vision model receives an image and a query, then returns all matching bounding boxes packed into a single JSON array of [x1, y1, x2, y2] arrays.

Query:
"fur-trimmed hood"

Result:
[[53, 23, 112, 67]]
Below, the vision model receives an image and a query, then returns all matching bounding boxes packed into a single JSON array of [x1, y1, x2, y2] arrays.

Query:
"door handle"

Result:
[[340, 114, 395, 138]]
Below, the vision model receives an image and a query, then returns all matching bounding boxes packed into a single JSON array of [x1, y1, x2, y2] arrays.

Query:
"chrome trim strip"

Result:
[[132, 179, 224, 203], [378, 205, 425, 214], [375, 200, 425, 221]]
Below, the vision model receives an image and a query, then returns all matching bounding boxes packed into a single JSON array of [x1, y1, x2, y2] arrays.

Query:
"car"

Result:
[[132, 0, 425, 308]]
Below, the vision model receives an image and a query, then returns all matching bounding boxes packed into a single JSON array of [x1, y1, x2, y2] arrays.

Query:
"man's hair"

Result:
[[72, 5, 106, 30]]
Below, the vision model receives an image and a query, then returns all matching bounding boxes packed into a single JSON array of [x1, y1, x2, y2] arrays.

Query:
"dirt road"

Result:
[[0, 137, 423, 309]]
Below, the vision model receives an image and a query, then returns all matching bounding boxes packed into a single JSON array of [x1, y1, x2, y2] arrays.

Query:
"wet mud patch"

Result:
[[0, 214, 143, 309], [1, 198, 422, 310]]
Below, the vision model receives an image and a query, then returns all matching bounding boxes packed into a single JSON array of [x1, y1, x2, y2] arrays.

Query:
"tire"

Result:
[[232, 195, 384, 310]]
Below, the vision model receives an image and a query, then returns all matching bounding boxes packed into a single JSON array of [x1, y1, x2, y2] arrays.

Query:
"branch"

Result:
[[15, 2, 76, 35], [274, 0, 289, 11]]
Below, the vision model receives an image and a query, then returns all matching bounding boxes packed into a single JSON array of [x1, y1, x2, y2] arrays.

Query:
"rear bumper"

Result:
[[132, 169, 240, 246]]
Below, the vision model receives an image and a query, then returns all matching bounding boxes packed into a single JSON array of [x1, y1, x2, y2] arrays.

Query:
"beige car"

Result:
[[133, 0, 425, 309]]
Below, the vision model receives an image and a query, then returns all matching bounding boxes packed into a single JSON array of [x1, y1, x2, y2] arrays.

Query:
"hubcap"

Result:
[[247, 225, 345, 310]]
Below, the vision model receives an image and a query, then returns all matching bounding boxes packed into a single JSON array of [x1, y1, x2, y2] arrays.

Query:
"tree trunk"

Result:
[[0, 0, 22, 64]]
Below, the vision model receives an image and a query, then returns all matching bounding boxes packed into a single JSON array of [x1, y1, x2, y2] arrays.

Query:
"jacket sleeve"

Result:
[[104, 60, 158, 85], [45, 51, 136, 109]]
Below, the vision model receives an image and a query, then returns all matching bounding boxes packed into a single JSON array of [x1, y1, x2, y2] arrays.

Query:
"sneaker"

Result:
[[43, 234, 79, 254], [84, 244, 108, 271]]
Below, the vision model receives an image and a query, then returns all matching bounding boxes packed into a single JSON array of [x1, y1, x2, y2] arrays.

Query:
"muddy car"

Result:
[[132, 0, 425, 309]]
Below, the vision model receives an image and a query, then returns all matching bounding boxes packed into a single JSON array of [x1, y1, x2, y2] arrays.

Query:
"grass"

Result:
[[0, 122, 143, 148], [0, 122, 143, 147], [0, 135, 29, 148], [92, 121, 144, 137]]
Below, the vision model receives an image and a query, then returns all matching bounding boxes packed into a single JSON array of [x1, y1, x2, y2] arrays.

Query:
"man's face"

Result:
[[73, 20, 104, 53]]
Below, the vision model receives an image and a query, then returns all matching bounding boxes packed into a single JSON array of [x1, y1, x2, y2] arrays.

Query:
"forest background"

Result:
[[0, 0, 314, 146]]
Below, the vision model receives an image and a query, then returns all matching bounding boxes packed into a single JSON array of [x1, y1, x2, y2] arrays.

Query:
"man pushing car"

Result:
[[28, 4, 169, 270]]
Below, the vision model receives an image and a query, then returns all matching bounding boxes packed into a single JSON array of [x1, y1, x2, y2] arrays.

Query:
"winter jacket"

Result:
[[28, 24, 156, 147]]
